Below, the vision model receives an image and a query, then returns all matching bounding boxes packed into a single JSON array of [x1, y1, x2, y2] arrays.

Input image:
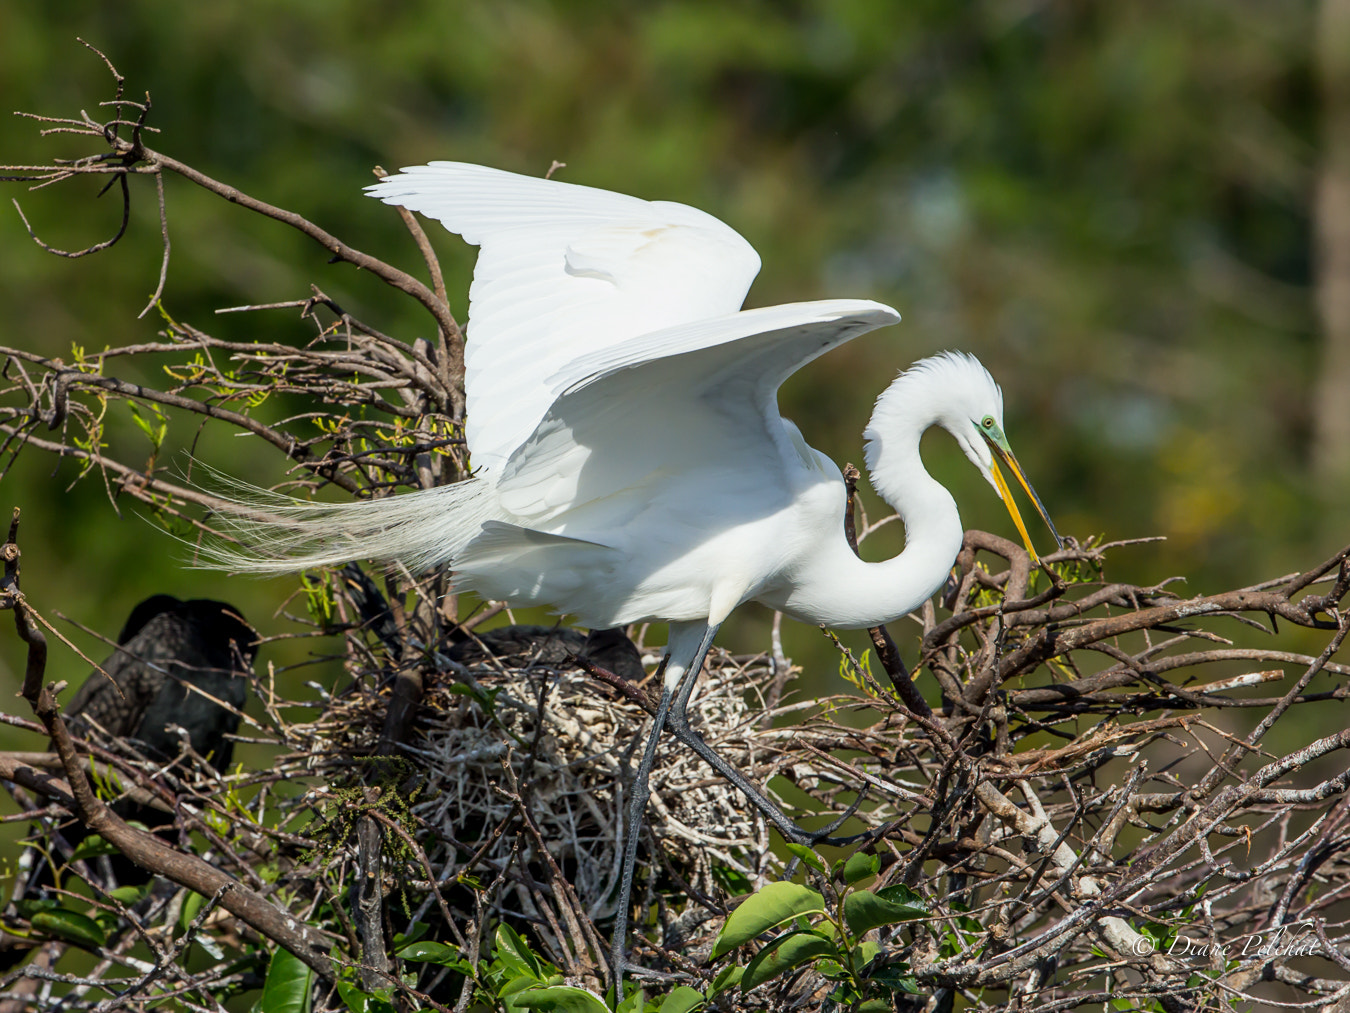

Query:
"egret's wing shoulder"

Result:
[[497, 299, 900, 521], [367, 163, 762, 471]]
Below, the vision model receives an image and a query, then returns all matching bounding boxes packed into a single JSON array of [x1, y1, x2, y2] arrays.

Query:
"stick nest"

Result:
[[295, 639, 864, 929]]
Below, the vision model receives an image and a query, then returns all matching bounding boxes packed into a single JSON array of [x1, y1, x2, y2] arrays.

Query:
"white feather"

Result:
[[367, 162, 761, 474]]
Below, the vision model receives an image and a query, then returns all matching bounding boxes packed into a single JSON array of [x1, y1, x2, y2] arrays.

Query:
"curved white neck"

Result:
[[769, 376, 965, 629]]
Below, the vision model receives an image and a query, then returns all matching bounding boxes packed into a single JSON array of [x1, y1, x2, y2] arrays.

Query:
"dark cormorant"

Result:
[[0, 595, 257, 965], [63, 594, 256, 770]]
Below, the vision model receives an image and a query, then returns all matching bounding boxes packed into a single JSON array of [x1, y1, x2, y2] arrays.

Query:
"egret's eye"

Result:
[[981, 416, 996, 430]]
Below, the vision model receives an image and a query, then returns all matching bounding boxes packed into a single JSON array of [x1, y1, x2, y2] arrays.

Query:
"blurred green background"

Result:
[[0, 3, 1342, 726]]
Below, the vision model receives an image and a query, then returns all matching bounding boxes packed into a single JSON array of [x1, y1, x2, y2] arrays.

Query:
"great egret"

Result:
[[214, 162, 1059, 979]]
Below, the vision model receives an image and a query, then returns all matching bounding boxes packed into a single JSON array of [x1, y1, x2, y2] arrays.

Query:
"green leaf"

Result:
[[857, 1000, 893, 1012], [843, 890, 927, 937], [335, 978, 398, 1013], [502, 975, 548, 1000], [616, 986, 644, 1013], [707, 964, 743, 1000], [711, 863, 752, 895], [513, 986, 610, 1013], [741, 930, 839, 992], [129, 401, 168, 448], [710, 882, 826, 959], [68, 833, 123, 861], [393, 921, 430, 947], [29, 909, 106, 949], [108, 884, 150, 906], [872, 967, 921, 995], [179, 890, 206, 930], [495, 924, 545, 980], [816, 958, 848, 980], [841, 852, 879, 885], [658, 985, 705, 1013], [856, 940, 880, 968], [876, 884, 926, 911], [259, 947, 314, 1013], [15, 898, 61, 918], [784, 843, 827, 875], [398, 940, 463, 966]]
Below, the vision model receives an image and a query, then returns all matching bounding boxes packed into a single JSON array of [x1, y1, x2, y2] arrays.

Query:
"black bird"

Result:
[[64, 594, 256, 771], [0, 596, 257, 966]]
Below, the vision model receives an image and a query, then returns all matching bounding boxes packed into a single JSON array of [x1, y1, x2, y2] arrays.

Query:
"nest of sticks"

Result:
[[294, 631, 892, 940]]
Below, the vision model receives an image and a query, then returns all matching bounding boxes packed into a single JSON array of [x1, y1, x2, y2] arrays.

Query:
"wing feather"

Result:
[[495, 300, 900, 523], [367, 163, 762, 471]]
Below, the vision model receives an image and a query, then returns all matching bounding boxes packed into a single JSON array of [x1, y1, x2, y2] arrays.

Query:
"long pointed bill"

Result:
[[983, 437, 1062, 564]]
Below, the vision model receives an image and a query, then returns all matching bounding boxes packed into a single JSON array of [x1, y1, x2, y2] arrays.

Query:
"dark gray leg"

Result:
[[611, 623, 876, 999], [611, 623, 719, 999], [664, 672, 871, 845]]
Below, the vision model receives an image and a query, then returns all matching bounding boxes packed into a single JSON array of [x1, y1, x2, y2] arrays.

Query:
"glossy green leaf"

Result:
[[741, 930, 838, 992], [179, 890, 206, 930], [710, 881, 826, 959], [496, 923, 545, 979], [876, 884, 926, 911], [841, 852, 879, 885], [259, 946, 314, 1013], [68, 834, 121, 861], [334, 979, 364, 1013], [108, 884, 150, 906], [783, 842, 827, 875], [502, 975, 547, 1000], [30, 909, 106, 949], [658, 985, 704, 1013], [393, 921, 429, 947], [513, 985, 610, 1013], [15, 898, 60, 918], [616, 986, 644, 1013], [816, 958, 847, 980], [707, 964, 743, 999], [872, 967, 921, 995], [398, 940, 462, 966], [843, 890, 928, 936], [335, 978, 398, 1013]]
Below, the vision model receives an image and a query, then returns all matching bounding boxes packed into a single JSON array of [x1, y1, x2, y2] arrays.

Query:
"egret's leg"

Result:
[[611, 622, 720, 997], [665, 653, 874, 847]]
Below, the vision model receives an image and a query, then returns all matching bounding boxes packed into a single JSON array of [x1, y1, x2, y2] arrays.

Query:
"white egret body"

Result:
[[218, 163, 1059, 982]]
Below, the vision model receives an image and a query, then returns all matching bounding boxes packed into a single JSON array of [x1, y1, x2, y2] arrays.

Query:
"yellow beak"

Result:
[[984, 439, 1062, 565]]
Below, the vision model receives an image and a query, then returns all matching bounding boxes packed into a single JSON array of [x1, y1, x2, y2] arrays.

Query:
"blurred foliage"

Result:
[[0, 3, 1336, 701]]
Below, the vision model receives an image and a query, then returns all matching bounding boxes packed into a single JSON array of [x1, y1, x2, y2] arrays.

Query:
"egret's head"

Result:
[[871, 351, 1062, 562]]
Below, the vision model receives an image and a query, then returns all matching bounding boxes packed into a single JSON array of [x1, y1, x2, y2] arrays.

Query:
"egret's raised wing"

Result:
[[495, 299, 900, 523], [367, 163, 762, 472]]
